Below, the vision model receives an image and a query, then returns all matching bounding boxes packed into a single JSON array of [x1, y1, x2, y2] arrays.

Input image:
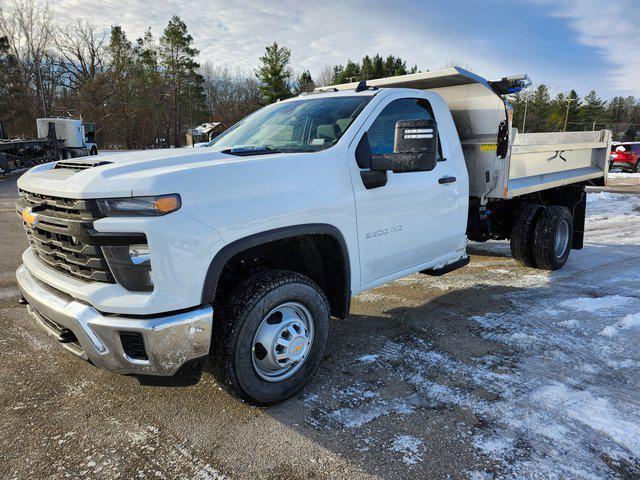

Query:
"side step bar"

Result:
[[421, 255, 470, 276]]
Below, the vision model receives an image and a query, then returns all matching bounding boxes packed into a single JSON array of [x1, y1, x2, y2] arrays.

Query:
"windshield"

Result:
[[208, 96, 371, 153]]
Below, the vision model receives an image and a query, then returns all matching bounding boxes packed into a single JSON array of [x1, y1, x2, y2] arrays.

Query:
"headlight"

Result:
[[97, 194, 181, 216], [102, 244, 153, 291]]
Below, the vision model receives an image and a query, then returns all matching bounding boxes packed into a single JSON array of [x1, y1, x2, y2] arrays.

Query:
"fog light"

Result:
[[102, 244, 153, 292]]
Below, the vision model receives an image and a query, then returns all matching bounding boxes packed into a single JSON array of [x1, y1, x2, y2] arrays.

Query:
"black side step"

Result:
[[421, 256, 470, 276]]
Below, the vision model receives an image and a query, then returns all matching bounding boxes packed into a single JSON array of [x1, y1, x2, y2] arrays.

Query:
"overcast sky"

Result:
[[47, 0, 639, 98]]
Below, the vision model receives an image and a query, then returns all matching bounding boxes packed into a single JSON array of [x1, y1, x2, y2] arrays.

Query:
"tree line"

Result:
[[510, 86, 639, 141], [1, 0, 638, 149]]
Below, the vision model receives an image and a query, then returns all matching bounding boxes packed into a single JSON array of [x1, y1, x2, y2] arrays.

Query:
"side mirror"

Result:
[[371, 119, 439, 173]]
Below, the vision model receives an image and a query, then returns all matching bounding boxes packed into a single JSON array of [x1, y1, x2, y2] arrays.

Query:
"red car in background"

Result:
[[610, 142, 640, 172]]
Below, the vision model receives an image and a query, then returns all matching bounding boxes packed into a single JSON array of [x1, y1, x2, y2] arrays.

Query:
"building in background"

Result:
[[186, 122, 224, 147]]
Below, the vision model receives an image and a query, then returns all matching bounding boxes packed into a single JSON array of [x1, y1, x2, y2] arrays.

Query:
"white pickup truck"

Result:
[[15, 68, 611, 404]]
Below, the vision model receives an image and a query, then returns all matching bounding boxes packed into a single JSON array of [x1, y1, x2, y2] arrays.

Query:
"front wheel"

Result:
[[211, 270, 330, 405]]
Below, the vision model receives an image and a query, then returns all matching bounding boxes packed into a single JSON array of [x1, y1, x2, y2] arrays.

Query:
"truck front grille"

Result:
[[17, 190, 115, 283]]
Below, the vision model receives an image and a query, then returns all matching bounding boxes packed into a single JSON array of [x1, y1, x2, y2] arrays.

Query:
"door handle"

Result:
[[438, 176, 457, 184]]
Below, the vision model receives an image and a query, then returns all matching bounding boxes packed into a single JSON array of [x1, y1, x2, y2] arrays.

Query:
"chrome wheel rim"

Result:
[[554, 219, 570, 259], [252, 302, 314, 382]]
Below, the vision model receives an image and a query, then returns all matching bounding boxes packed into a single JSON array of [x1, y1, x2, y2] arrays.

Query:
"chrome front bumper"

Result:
[[16, 264, 213, 376]]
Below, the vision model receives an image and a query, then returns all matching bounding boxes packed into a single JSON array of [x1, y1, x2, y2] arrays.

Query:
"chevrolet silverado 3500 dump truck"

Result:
[[15, 68, 611, 404]]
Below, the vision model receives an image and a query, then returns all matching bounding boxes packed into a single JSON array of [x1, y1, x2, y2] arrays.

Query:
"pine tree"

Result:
[[527, 85, 551, 132], [623, 124, 638, 142], [371, 54, 385, 79], [361, 55, 373, 80], [160, 16, 201, 147], [333, 60, 360, 84], [255, 42, 292, 104], [579, 90, 605, 130], [108, 26, 134, 148], [295, 70, 315, 94], [549, 93, 567, 131], [330, 54, 416, 84]]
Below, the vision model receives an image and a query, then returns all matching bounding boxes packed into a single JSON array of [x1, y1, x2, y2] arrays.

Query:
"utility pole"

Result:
[[522, 97, 528, 133], [563, 98, 575, 132], [188, 82, 194, 148], [37, 62, 47, 118]]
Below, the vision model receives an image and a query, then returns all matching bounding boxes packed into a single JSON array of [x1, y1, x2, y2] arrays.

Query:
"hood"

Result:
[[17, 148, 253, 199]]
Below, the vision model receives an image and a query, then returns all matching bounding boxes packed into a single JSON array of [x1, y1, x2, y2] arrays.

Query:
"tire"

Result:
[[211, 270, 330, 405], [90, 146, 98, 156], [532, 206, 573, 271], [510, 203, 542, 267]]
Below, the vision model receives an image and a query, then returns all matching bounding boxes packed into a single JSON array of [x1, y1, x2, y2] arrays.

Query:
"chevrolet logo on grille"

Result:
[[22, 207, 39, 228]]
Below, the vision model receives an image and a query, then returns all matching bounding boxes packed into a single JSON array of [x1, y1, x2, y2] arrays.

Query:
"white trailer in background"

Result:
[[36, 118, 98, 158], [0, 118, 99, 174]]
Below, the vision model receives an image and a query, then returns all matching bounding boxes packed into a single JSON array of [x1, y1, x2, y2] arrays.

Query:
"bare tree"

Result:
[[316, 64, 334, 87], [441, 59, 471, 70], [201, 62, 261, 126], [2, 0, 53, 117], [54, 19, 108, 88], [0, 0, 54, 133]]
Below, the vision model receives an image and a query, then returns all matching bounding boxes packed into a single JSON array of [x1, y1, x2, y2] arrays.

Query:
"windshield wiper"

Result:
[[221, 145, 282, 156]]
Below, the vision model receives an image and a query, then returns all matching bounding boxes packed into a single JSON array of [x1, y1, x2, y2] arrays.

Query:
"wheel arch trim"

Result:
[[201, 223, 351, 315]]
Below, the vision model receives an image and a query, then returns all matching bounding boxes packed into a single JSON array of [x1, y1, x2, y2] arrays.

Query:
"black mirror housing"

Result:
[[371, 119, 439, 173]]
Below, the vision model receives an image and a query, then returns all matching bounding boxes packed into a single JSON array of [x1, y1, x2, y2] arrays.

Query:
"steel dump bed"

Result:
[[324, 68, 611, 200]]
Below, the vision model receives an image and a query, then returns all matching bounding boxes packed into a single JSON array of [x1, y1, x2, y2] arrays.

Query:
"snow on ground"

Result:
[[306, 190, 640, 478], [390, 435, 424, 466], [607, 172, 640, 180]]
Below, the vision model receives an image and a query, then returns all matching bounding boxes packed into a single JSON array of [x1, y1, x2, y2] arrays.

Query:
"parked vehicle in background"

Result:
[[36, 118, 98, 158], [610, 142, 640, 172], [0, 118, 98, 174], [15, 67, 611, 405]]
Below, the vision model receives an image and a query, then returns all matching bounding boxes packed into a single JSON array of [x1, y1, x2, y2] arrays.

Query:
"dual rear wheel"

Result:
[[510, 205, 574, 270]]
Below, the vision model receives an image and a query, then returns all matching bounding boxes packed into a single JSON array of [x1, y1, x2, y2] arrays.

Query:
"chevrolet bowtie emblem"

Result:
[[22, 207, 39, 228]]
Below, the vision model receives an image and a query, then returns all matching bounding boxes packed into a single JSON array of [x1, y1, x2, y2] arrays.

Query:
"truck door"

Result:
[[348, 94, 464, 287]]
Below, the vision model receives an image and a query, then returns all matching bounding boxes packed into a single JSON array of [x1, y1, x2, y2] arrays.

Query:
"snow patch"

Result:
[[598, 326, 618, 337], [619, 312, 640, 330], [356, 354, 378, 363], [390, 435, 423, 466], [533, 383, 640, 457], [586, 191, 618, 204], [599, 312, 640, 338], [559, 295, 633, 313]]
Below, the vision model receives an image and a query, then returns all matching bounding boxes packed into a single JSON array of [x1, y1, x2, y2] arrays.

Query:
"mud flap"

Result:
[[571, 191, 586, 250]]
